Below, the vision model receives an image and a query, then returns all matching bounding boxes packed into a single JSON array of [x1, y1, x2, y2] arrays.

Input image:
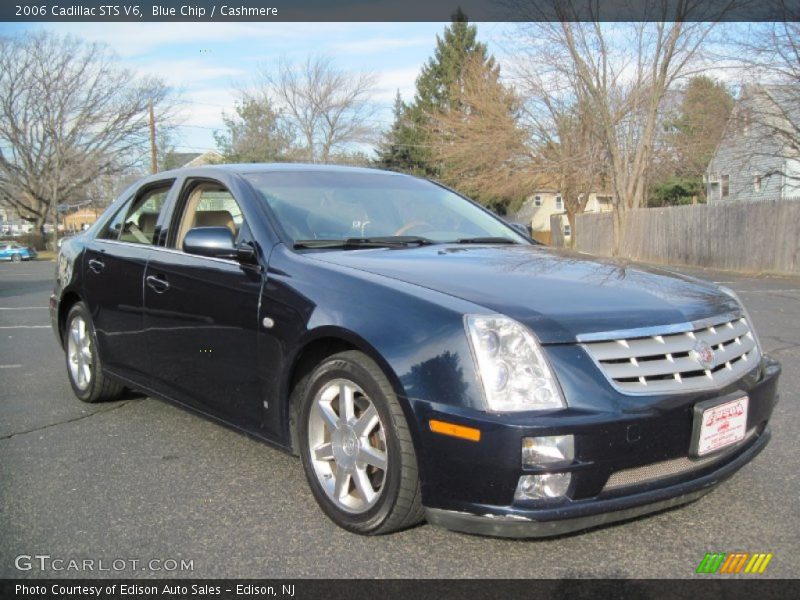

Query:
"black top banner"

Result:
[[1, 0, 798, 22]]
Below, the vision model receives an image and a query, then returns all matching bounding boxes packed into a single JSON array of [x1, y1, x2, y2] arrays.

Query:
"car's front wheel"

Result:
[[297, 350, 424, 534], [64, 302, 124, 403], [11, 253, 21, 263]]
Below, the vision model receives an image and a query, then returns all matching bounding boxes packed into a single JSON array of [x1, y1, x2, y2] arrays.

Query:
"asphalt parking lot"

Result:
[[1, 259, 798, 579]]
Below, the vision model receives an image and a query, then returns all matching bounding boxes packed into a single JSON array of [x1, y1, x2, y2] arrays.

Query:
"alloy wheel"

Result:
[[307, 378, 388, 514], [67, 315, 93, 391]]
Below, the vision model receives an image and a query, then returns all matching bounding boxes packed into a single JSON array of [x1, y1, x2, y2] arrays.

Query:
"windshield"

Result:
[[244, 170, 529, 246]]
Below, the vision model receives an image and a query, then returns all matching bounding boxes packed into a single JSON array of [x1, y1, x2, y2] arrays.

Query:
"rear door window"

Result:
[[119, 186, 172, 245], [99, 182, 174, 244]]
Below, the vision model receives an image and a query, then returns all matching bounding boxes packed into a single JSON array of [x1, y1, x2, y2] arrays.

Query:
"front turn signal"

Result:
[[429, 419, 481, 442]]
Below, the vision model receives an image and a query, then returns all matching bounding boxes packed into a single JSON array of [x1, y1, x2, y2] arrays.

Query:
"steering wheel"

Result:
[[394, 220, 435, 236]]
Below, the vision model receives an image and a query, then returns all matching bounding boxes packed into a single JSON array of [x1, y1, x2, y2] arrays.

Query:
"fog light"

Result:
[[522, 435, 574, 467], [514, 473, 571, 501]]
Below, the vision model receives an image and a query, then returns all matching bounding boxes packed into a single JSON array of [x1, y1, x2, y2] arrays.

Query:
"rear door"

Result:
[[143, 179, 263, 426], [82, 181, 174, 379]]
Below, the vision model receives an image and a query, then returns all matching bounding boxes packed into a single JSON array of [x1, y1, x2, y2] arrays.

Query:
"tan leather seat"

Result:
[[137, 212, 159, 240], [136, 213, 158, 243], [193, 210, 236, 236]]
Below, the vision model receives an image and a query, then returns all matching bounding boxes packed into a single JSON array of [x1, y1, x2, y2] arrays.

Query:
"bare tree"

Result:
[[0, 31, 173, 229], [515, 5, 714, 252], [262, 56, 377, 163], [514, 53, 607, 245]]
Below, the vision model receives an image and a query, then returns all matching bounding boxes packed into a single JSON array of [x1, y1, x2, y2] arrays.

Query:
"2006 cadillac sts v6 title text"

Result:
[[50, 164, 780, 537]]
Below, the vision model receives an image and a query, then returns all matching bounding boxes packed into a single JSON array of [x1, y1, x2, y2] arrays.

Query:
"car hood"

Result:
[[309, 244, 740, 343]]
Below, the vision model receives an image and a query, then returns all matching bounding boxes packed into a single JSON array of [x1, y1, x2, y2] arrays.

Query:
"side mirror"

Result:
[[507, 221, 532, 238], [183, 227, 237, 259]]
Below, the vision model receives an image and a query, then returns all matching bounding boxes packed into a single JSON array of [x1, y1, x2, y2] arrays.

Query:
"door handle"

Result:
[[88, 258, 105, 273], [146, 274, 170, 293]]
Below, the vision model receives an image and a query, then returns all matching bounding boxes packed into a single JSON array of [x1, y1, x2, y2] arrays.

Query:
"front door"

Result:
[[143, 180, 263, 426]]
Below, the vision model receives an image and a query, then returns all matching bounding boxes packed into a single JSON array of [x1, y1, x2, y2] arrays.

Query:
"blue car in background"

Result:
[[0, 241, 37, 262]]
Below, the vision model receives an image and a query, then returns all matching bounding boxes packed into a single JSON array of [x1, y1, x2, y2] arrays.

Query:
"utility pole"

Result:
[[149, 100, 158, 174], [49, 131, 60, 251], [50, 158, 58, 250]]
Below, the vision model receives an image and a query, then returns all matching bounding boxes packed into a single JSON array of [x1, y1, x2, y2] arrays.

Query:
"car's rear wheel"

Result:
[[297, 350, 423, 534], [65, 302, 124, 403], [11, 253, 21, 263]]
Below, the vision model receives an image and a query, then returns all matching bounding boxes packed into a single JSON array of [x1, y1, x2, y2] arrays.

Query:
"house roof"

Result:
[[166, 152, 201, 165], [183, 151, 223, 167]]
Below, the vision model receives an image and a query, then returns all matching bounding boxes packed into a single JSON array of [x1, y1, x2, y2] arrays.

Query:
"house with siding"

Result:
[[705, 85, 800, 203], [62, 208, 100, 232], [513, 190, 614, 243]]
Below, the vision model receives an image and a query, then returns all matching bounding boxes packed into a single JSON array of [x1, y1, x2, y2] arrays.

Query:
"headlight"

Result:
[[719, 286, 762, 356], [465, 315, 565, 412]]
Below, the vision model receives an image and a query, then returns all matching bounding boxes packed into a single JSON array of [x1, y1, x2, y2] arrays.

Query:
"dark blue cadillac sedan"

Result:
[[51, 164, 780, 537]]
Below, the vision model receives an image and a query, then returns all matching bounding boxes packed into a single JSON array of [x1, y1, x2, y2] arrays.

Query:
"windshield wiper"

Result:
[[453, 237, 518, 244], [294, 236, 436, 250]]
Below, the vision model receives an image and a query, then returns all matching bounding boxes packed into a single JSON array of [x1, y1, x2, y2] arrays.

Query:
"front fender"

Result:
[[263, 245, 488, 452], [51, 240, 85, 345]]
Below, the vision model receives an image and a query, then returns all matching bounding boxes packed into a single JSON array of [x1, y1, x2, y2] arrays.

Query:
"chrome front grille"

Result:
[[581, 314, 760, 394]]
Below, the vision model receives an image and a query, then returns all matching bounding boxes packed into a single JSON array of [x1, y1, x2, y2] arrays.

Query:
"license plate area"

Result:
[[690, 395, 749, 458]]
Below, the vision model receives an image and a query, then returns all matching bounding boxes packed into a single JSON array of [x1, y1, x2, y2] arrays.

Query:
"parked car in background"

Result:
[[0, 241, 37, 262], [51, 164, 780, 538]]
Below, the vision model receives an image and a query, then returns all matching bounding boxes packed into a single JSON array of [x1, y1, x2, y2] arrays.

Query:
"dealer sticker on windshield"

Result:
[[696, 396, 749, 457]]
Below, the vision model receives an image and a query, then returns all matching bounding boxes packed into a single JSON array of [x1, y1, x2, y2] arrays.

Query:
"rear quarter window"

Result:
[[98, 196, 134, 241]]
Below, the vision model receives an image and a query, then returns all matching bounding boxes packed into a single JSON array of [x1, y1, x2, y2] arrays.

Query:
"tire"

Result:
[[11, 253, 21, 263], [64, 302, 124, 403], [297, 350, 424, 535]]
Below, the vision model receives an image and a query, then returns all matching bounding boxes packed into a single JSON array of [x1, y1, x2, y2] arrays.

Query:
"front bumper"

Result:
[[414, 356, 780, 538], [426, 425, 770, 538]]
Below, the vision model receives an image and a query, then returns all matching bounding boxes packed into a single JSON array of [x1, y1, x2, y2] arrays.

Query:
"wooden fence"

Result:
[[566, 200, 800, 275]]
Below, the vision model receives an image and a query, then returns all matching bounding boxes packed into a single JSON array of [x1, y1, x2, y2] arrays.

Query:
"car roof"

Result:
[[156, 163, 409, 178]]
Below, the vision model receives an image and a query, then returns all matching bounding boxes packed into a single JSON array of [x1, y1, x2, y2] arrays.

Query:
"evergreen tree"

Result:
[[414, 8, 494, 113], [377, 92, 421, 171], [670, 76, 734, 176], [378, 10, 495, 176], [648, 76, 734, 205], [214, 95, 294, 163]]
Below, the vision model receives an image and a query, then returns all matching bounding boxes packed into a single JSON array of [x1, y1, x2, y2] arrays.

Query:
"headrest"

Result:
[[194, 210, 235, 234], [137, 212, 159, 234]]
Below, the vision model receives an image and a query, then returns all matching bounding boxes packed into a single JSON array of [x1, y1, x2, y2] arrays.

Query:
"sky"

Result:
[[1, 20, 753, 160], [2, 21, 513, 157]]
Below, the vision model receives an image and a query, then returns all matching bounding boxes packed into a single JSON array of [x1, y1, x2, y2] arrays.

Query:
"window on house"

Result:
[[563, 223, 572, 237], [721, 175, 730, 197], [753, 175, 762, 193], [533, 195, 542, 207], [555, 196, 563, 210]]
